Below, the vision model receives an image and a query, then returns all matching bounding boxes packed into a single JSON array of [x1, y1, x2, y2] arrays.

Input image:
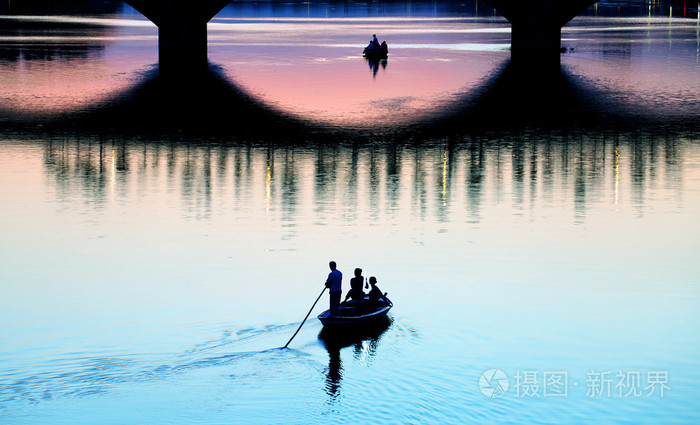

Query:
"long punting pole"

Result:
[[283, 287, 327, 349]]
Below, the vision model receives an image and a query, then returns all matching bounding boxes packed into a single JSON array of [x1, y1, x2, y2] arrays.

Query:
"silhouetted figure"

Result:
[[365, 40, 376, 53], [368, 276, 390, 306], [325, 261, 343, 316], [344, 267, 365, 302], [363, 36, 388, 62], [380, 41, 388, 56]]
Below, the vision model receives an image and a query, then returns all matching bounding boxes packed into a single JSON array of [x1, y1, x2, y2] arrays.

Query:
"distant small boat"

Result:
[[318, 296, 392, 327], [363, 42, 389, 60]]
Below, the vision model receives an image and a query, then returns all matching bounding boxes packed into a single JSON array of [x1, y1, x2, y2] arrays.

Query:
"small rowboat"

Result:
[[363, 42, 389, 60], [318, 296, 392, 327]]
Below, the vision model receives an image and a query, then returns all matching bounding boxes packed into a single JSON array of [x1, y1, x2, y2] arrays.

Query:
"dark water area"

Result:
[[0, 0, 122, 15], [3, 0, 692, 17]]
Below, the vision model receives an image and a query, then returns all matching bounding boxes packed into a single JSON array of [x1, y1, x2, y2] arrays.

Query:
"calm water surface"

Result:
[[1, 1, 699, 424]]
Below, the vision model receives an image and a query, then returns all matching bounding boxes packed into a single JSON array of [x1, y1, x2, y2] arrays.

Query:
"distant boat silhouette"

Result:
[[363, 40, 389, 60]]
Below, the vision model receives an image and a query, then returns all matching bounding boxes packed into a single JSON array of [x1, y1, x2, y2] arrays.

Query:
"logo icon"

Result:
[[479, 369, 509, 398]]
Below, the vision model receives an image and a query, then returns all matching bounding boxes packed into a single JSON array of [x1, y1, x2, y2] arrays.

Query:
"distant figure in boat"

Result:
[[368, 276, 390, 306], [364, 36, 388, 59], [325, 261, 343, 316], [365, 39, 376, 53], [344, 267, 366, 302]]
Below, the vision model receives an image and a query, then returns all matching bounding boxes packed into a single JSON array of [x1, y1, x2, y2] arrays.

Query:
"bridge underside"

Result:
[[487, 0, 599, 65], [124, 0, 600, 73]]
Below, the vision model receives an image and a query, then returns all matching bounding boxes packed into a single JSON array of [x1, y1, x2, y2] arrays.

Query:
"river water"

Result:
[[1, 1, 699, 424]]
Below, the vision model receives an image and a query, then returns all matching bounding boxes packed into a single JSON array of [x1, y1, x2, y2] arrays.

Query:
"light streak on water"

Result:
[[0, 15, 153, 27], [0, 36, 157, 43], [328, 43, 510, 51]]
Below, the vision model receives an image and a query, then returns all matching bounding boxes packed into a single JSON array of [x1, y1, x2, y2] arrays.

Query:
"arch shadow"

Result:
[[37, 64, 323, 139], [408, 59, 698, 138], [1, 59, 696, 141]]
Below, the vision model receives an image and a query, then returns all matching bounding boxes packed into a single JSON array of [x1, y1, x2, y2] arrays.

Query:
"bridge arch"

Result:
[[124, 0, 600, 71]]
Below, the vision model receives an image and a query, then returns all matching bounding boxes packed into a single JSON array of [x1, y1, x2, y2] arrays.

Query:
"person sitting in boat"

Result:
[[380, 41, 388, 56], [364, 40, 376, 54], [368, 276, 390, 306], [344, 267, 366, 302]]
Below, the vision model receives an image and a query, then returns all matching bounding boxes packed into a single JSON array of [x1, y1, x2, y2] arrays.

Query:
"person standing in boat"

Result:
[[372, 34, 379, 48], [325, 261, 343, 316], [344, 267, 365, 302]]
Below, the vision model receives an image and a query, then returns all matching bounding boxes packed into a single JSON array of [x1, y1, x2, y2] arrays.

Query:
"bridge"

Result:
[[124, 0, 600, 71], [124, 0, 230, 72], [488, 0, 599, 64]]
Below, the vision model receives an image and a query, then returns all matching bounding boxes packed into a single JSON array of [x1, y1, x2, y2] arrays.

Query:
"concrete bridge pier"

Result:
[[510, 13, 562, 66], [157, 15, 208, 72], [487, 0, 598, 67], [124, 0, 230, 74]]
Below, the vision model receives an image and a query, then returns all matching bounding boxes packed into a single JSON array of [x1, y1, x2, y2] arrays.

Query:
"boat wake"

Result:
[[0, 314, 421, 412], [0, 321, 318, 408]]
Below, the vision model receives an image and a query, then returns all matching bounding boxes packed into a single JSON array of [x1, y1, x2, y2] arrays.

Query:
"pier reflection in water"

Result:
[[41, 132, 689, 226]]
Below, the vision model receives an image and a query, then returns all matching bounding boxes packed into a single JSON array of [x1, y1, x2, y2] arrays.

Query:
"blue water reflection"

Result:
[[1, 133, 698, 423]]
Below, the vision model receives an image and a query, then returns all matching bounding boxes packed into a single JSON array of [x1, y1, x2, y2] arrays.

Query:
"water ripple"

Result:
[[0, 322, 304, 407]]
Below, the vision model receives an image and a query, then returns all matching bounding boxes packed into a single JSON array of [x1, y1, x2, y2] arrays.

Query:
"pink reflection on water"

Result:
[[0, 57, 150, 114], [208, 17, 510, 127], [0, 16, 156, 115], [217, 47, 506, 127], [2, 13, 697, 126]]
